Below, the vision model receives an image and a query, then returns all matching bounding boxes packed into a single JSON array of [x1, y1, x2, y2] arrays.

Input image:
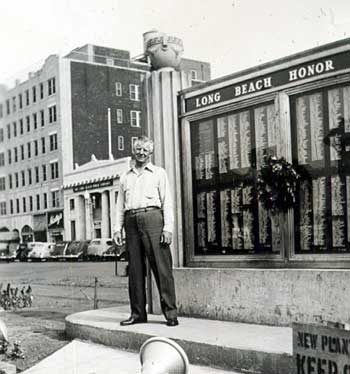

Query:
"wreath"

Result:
[[256, 155, 301, 213]]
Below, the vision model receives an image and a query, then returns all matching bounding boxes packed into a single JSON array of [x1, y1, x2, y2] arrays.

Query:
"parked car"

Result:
[[16, 243, 33, 261], [0, 242, 16, 261], [87, 238, 115, 260], [27, 242, 56, 261], [64, 241, 90, 261], [50, 241, 70, 260]]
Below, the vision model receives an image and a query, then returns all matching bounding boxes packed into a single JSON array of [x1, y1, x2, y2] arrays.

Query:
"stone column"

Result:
[[84, 191, 92, 240], [144, 69, 191, 267], [101, 191, 110, 238], [76, 195, 86, 240]]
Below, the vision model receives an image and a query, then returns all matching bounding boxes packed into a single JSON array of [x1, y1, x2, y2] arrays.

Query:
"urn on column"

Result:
[[143, 30, 184, 70]]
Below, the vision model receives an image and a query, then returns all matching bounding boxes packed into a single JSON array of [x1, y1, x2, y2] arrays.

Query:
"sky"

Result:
[[0, 0, 350, 85]]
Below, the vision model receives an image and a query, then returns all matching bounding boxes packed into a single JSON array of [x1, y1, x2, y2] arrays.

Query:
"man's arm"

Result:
[[114, 178, 125, 246], [159, 168, 174, 245]]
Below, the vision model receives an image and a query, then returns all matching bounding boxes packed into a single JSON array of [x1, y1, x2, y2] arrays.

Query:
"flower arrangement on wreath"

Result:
[[256, 154, 301, 213]]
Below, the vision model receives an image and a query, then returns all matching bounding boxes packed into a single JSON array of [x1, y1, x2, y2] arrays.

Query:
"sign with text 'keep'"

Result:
[[293, 323, 350, 374]]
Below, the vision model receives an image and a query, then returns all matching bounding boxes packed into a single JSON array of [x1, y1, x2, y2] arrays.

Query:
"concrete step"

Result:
[[65, 305, 293, 374], [22, 339, 234, 374]]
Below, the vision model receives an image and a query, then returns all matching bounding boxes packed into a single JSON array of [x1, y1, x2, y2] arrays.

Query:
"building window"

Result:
[[7, 150, 11, 164], [22, 197, 26, 213], [0, 202, 6, 216], [40, 83, 44, 99], [48, 77, 56, 96], [7, 124, 10, 139], [43, 193, 48, 209], [36, 194, 40, 210], [42, 165, 47, 181], [21, 171, 25, 186], [0, 103, 3, 118], [0, 177, 5, 191], [131, 137, 138, 149], [71, 221, 76, 241], [130, 110, 141, 127], [16, 198, 20, 214], [129, 84, 140, 101], [41, 137, 46, 154], [49, 133, 58, 151], [29, 196, 33, 212], [51, 190, 60, 208], [35, 166, 39, 183], [116, 109, 123, 124], [34, 140, 38, 156], [0, 129, 3, 142], [27, 142, 31, 158], [25, 90, 29, 106], [190, 70, 198, 81], [48, 105, 57, 123], [10, 200, 13, 215], [14, 147, 18, 163], [13, 122, 17, 137], [19, 119, 24, 135], [19, 93, 23, 109], [8, 175, 12, 189], [115, 82, 122, 96], [33, 113, 38, 130], [6, 99, 10, 115], [0, 153, 4, 166], [28, 169, 32, 185], [50, 162, 59, 179], [26, 116, 30, 132], [32, 86, 37, 103], [21, 145, 24, 160], [15, 172, 19, 188], [70, 199, 75, 211], [118, 136, 124, 151], [12, 97, 16, 113], [40, 110, 45, 127]]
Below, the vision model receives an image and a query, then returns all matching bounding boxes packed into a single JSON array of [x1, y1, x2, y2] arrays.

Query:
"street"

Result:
[[0, 261, 129, 372]]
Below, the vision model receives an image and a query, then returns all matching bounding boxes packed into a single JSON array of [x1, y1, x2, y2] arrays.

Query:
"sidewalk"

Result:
[[65, 305, 294, 373], [22, 339, 237, 374]]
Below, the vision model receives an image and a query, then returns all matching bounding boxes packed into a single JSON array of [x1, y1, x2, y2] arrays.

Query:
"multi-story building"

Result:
[[0, 44, 211, 242]]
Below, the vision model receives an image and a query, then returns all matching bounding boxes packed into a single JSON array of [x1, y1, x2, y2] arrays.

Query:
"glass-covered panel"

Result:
[[191, 103, 282, 256], [292, 85, 350, 253]]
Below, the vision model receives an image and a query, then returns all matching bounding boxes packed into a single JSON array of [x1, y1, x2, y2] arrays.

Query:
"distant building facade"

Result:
[[0, 43, 211, 242]]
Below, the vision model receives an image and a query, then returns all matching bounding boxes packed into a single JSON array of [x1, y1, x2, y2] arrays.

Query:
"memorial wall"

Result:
[[180, 38, 350, 268]]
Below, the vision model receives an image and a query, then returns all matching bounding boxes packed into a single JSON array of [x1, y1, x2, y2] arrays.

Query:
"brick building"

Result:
[[0, 43, 211, 242]]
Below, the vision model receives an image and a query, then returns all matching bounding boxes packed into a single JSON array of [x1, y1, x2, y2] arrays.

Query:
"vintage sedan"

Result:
[[0, 241, 20, 261], [87, 238, 115, 260], [64, 241, 90, 261], [27, 242, 56, 261], [16, 243, 33, 261], [50, 241, 70, 260]]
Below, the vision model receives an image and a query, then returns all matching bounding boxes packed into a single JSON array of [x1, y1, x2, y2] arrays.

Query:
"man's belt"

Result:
[[125, 206, 161, 215]]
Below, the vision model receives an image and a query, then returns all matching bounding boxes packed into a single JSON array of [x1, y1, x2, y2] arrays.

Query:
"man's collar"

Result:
[[128, 162, 155, 174]]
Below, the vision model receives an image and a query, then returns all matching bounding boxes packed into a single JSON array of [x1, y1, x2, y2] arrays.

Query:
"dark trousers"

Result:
[[124, 209, 177, 320]]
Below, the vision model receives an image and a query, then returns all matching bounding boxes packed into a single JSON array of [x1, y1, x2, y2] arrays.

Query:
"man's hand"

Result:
[[160, 231, 172, 245], [113, 231, 123, 246]]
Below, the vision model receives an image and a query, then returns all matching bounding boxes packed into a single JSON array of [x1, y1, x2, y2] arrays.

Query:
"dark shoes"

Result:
[[120, 316, 178, 327], [120, 316, 147, 326], [166, 318, 179, 327]]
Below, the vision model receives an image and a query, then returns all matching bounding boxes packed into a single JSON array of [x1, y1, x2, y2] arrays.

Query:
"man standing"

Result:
[[114, 136, 178, 327]]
